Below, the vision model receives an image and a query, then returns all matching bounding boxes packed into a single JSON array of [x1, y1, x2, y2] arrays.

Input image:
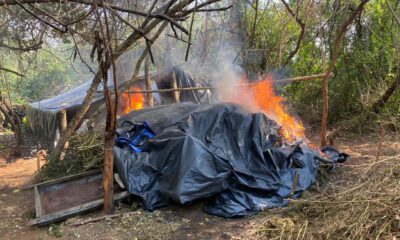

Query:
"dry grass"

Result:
[[252, 152, 400, 240], [252, 217, 310, 240]]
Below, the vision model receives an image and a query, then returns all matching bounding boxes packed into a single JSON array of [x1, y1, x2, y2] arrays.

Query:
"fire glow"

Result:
[[118, 87, 144, 115], [221, 75, 305, 142]]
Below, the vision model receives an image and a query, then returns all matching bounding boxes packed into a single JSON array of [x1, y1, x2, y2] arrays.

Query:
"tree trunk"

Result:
[[0, 97, 24, 147], [133, 22, 168, 80], [101, 63, 116, 214], [372, 73, 400, 113], [52, 71, 103, 157], [12, 112, 23, 147], [0, 103, 14, 131]]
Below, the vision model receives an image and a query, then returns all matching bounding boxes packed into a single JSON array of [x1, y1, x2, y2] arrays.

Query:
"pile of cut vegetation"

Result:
[[251, 154, 400, 239], [37, 132, 103, 181]]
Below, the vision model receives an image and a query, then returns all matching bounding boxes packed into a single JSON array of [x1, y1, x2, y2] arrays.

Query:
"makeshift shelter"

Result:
[[26, 67, 211, 147]]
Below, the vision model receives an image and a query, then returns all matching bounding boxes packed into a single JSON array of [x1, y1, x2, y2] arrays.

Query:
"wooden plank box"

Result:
[[27, 170, 129, 226]]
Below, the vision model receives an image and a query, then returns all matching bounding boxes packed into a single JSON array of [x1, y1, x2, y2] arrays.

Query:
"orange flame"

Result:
[[118, 87, 144, 115], [221, 75, 305, 142]]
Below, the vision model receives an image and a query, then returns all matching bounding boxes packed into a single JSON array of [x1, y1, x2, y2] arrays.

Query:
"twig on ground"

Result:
[[72, 211, 140, 226]]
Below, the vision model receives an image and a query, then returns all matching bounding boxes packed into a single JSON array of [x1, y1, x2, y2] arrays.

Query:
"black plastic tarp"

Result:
[[114, 103, 345, 217]]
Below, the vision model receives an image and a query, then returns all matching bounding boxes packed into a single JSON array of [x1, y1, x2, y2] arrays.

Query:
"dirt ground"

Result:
[[0, 130, 399, 240]]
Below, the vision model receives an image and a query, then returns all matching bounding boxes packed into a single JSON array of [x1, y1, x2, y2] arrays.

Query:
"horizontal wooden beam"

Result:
[[22, 169, 101, 190], [125, 73, 331, 94], [0, 66, 25, 77]]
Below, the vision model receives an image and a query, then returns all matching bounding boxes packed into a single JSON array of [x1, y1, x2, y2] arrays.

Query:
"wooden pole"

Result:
[[59, 110, 67, 133], [320, 76, 329, 146], [128, 85, 213, 94], [171, 70, 180, 103], [58, 109, 68, 155], [36, 150, 40, 172], [144, 56, 154, 107], [126, 73, 330, 94], [99, 44, 115, 216], [103, 137, 114, 214]]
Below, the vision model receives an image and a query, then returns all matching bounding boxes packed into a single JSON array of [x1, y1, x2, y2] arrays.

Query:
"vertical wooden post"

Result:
[[36, 147, 40, 172], [319, 37, 328, 147], [103, 134, 114, 214], [102, 63, 115, 215], [58, 109, 68, 154], [145, 56, 154, 107], [59, 109, 67, 133], [320, 78, 328, 146], [171, 71, 180, 103]]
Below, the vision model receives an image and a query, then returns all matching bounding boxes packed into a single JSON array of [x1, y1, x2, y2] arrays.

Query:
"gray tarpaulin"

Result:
[[26, 67, 211, 145]]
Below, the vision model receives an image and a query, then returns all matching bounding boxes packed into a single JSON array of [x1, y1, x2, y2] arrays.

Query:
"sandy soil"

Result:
[[0, 131, 399, 240]]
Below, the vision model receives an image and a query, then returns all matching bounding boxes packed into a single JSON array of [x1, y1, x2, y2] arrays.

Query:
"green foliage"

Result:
[[243, 0, 400, 126], [21, 46, 93, 101], [0, 42, 93, 105], [242, 4, 297, 73], [38, 132, 103, 181], [21, 116, 28, 132]]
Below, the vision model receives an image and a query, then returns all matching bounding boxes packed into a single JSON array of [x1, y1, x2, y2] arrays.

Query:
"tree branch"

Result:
[[132, 21, 168, 79], [180, 0, 225, 15], [193, 6, 232, 12], [185, 0, 197, 61], [15, 0, 68, 33], [280, 0, 306, 67], [0, 66, 25, 77], [2, 0, 188, 24], [386, 0, 400, 27], [0, 41, 43, 52]]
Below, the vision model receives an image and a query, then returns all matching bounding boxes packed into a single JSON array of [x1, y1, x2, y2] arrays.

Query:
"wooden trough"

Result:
[[27, 169, 129, 226]]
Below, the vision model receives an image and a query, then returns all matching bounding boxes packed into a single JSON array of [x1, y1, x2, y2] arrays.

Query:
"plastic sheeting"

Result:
[[28, 67, 209, 113], [114, 103, 346, 218], [26, 67, 211, 144]]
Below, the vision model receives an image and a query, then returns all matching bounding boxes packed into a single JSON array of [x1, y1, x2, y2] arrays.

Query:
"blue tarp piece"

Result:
[[115, 121, 155, 153]]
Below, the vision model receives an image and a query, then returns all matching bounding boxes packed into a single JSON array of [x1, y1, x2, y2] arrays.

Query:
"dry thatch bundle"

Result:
[[252, 216, 309, 240], [38, 132, 104, 181], [251, 154, 400, 240]]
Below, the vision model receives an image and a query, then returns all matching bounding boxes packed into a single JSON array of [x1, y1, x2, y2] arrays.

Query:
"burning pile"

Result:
[[220, 75, 305, 142], [118, 86, 145, 116]]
